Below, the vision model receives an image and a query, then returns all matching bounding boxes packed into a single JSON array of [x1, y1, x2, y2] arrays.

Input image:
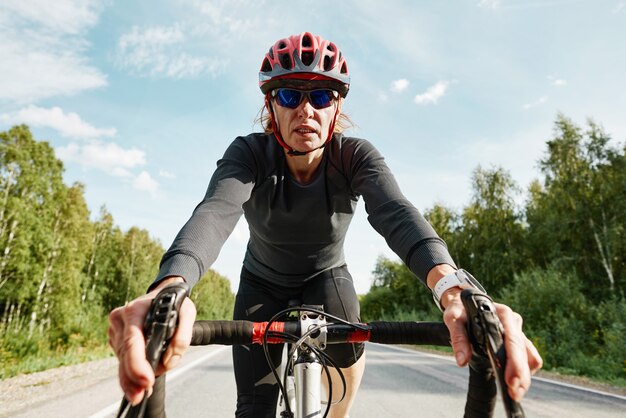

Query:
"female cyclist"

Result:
[[108, 32, 542, 418]]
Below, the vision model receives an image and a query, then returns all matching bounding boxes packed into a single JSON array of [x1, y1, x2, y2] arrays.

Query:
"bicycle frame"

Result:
[[276, 343, 296, 417], [274, 306, 338, 418]]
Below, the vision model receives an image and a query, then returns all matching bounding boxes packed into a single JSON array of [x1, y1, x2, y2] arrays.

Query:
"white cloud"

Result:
[[548, 75, 567, 86], [56, 141, 146, 171], [414, 81, 450, 105], [390, 79, 410, 93], [133, 171, 159, 195], [522, 96, 548, 110], [112, 167, 133, 178], [478, 0, 501, 9], [119, 25, 185, 49], [0, 0, 107, 103], [1, 103, 153, 193], [0, 106, 116, 139], [159, 169, 176, 179], [117, 24, 228, 79], [184, 0, 255, 34], [114, 1, 270, 80], [0, 0, 101, 35]]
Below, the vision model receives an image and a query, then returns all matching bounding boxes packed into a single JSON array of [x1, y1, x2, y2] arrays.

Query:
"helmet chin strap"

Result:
[[266, 96, 339, 157]]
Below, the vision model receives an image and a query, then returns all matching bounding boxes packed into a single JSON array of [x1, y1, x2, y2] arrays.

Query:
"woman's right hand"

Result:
[[108, 276, 197, 405]]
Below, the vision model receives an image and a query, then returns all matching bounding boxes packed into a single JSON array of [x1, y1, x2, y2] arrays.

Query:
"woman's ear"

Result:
[[265, 95, 280, 134]]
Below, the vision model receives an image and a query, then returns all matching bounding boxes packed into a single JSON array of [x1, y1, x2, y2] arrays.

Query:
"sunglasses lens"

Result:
[[273, 89, 338, 109], [308, 90, 334, 109], [274, 89, 302, 109]]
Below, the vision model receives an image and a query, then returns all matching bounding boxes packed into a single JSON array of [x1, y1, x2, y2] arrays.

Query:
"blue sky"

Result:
[[1, 0, 625, 293]]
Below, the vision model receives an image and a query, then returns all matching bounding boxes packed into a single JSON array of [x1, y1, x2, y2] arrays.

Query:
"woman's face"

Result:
[[270, 89, 341, 154]]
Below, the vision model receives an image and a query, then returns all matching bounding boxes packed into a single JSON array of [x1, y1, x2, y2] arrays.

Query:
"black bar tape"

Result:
[[461, 288, 525, 418], [368, 321, 451, 346], [463, 354, 497, 418], [144, 375, 167, 418], [191, 320, 254, 345]]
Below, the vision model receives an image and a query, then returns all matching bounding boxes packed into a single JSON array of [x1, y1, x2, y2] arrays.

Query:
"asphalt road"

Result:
[[13, 344, 626, 417]]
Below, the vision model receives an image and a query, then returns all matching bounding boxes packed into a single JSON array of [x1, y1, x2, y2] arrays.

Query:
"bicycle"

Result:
[[117, 283, 525, 418]]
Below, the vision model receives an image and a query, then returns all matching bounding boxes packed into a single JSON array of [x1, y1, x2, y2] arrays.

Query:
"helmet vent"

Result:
[[279, 53, 292, 70], [327, 43, 335, 52], [323, 55, 332, 71], [302, 34, 312, 47], [302, 51, 314, 66], [278, 41, 287, 49], [261, 57, 272, 72], [268, 47, 274, 60], [340, 61, 348, 74]]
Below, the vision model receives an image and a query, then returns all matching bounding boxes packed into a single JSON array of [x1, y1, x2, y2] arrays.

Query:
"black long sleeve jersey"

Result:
[[154, 133, 455, 289]]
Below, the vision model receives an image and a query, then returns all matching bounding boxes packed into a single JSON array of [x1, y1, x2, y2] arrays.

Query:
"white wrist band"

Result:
[[431, 269, 485, 311]]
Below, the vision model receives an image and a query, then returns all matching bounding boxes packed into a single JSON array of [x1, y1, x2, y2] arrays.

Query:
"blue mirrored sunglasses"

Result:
[[272, 88, 339, 110]]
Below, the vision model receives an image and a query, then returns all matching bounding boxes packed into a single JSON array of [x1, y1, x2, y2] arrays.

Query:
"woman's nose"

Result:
[[297, 98, 315, 117]]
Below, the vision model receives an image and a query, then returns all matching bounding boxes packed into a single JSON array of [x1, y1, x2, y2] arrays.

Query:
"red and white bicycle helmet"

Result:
[[259, 32, 350, 97]]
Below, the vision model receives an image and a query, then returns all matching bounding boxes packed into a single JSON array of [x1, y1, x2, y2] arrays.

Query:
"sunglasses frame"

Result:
[[271, 88, 339, 110]]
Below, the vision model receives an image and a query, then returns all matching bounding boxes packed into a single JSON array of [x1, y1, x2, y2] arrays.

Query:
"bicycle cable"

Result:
[[263, 306, 361, 418]]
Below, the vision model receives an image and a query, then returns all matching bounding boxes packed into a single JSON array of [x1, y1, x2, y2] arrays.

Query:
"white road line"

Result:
[[87, 346, 229, 418], [375, 343, 626, 401], [531, 376, 626, 401]]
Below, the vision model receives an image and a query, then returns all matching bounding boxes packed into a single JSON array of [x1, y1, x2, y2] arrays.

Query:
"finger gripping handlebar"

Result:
[[117, 282, 190, 418], [144, 282, 190, 370]]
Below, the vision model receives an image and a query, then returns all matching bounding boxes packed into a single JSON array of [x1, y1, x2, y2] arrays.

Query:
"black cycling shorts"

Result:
[[232, 265, 364, 418]]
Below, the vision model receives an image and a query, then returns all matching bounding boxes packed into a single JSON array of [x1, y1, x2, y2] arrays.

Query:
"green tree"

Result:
[[190, 270, 235, 320], [105, 227, 163, 307], [455, 166, 525, 292], [36, 183, 92, 340], [80, 207, 116, 311], [360, 256, 438, 321], [499, 266, 626, 382], [0, 125, 238, 378], [0, 125, 68, 334], [359, 286, 396, 322], [424, 203, 461, 263], [526, 115, 625, 299], [359, 114, 626, 384]]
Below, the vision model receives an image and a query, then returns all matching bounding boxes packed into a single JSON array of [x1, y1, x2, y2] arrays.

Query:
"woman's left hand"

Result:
[[443, 295, 543, 402]]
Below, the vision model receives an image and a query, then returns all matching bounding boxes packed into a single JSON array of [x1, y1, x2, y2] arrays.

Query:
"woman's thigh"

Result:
[[232, 270, 298, 417], [302, 266, 365, 368]]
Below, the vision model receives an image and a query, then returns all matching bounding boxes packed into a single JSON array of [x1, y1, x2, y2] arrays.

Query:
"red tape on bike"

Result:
[[252, 321, 286, 344]]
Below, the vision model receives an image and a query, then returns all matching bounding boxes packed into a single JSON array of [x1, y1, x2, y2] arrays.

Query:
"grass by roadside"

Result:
[[1, 342, 113, 380]]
